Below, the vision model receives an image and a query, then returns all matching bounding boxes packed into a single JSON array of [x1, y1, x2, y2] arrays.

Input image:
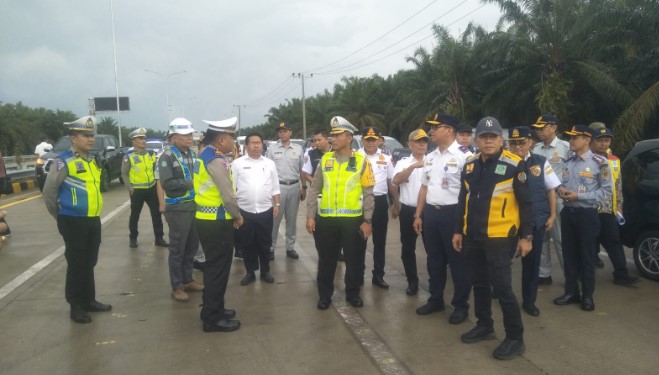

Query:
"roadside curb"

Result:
[[10, 177, 36, 194]]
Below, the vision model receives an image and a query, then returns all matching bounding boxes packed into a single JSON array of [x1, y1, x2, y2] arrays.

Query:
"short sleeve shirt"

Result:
[[267, 141, 304, 183], [361, 149, 395, 196], [394, 156, 425, 206], [423, 141, 472, 205]]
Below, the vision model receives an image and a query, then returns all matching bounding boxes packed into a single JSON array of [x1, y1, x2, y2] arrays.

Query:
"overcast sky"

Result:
[[1, 0, 500, 133]]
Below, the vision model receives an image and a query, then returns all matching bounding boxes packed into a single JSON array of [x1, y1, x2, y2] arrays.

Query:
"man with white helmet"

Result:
[[158, 118, 203, 302], [121, 128, 168, 249]]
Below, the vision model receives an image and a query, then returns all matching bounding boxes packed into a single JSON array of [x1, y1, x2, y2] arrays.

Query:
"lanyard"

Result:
[[169, 145, 193, 182]]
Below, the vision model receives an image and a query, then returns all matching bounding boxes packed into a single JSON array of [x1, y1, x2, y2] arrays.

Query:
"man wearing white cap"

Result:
[[159, 118, 203, 302], [43, 116, 112, 323], [121, 128, 167, 249], [306, 116, 376, 309], [195, 118, 243, 332]]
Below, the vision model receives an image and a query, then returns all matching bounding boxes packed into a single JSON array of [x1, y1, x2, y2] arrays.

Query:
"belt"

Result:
[[427, 203, 456, 210], [279, 180, 299, 186]]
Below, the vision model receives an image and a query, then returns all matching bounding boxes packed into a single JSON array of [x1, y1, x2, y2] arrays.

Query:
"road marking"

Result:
[[0, 200, 130, 302], [0, 194, 42, 209], [280, 226, 412, 375]]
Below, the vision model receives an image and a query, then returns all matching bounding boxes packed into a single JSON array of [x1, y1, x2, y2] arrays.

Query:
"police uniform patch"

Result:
[[495, 164, 507, 175], [517, 172, 527, 182], [161, 161, 167, 167], [530, 165, 541, 177], [602, 168, 610, 179], [56, 160, 65, 170], [133, 155, 141, 164], [75, 161, 86, 173], [324, 159, 334, 171]]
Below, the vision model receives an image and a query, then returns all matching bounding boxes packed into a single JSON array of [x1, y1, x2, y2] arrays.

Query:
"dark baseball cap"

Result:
[[276, 122, 292, 131], [475, 116, 503, 137], [456, 122, 472, 134], [425, 113, 459, 128], [564, 125, 593, 137], [508, 126, 532, 141], [362, 127, 382, 140], [592, 127, 613, 139], [530, 114, 558, 128]]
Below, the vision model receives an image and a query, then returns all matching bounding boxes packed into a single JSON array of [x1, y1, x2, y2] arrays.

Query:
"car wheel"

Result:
[[633, 230, 659, 281], [100, 168, 111, 192]]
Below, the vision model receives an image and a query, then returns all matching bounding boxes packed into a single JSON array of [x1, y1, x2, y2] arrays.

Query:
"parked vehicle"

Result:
[[145, 139, 165, 154], [42, 134, 126, 192], [620, 138, 659, 281]]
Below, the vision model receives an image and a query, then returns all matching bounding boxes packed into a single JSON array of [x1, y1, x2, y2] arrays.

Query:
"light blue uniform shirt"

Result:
[[560, 150, 612, 209]]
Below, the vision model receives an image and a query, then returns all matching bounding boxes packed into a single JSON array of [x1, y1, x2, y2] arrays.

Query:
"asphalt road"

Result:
[[0, 182, 658, 375]]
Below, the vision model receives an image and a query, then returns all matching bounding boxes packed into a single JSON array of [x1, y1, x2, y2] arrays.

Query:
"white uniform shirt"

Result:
[[34, 142, 53, 157], [232, 155, 281, 214], [422, 140, 472, 205], [301, 148, 313, 175], [360, 149, 394, 196], [393, 156, 425, 207], [525, 152, 561, 190]]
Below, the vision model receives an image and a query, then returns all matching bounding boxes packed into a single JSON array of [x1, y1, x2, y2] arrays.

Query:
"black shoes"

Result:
[[240, 272, 256, 286], [70, 305, 92, 324], [538, 276, 553, 285], [522, 303, 540, 317], [84, 300, 112, 312], [372, 275, 389, 289], [154, 238, 169, 247], [406, 280, 419, 296], [129, 238, 138, 248], [416, 302, 445, 315], [449, 309, 469, 324], [260, 272, 275, 283], [317, 299, 331, 310], [234, 248, 243, 258], [203, 319, 241, 332], [493, 338, 526, 360], [346, 296, 364, 307], [286, 250, 299, 259], [554, 293, 581, 305], [461, 325, 495, 343], [193, 260, 206, 272], [614, 274, 640, 286], [581, 297, 595, 311]]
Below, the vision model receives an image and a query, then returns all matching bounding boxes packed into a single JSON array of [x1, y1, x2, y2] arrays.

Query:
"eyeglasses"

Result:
[[508, 140, 527, 147]]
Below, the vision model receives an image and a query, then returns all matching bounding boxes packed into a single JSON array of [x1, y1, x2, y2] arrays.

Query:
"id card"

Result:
[[441, 177, 449, 189], [578, 185, 586, 194]]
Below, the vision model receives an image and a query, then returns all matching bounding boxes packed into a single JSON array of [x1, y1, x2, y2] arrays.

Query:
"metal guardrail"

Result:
[[3, 155, 37, 180]]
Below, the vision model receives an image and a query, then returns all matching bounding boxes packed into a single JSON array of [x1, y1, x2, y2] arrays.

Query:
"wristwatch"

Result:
[[413, 213, 421, 219], [522, 235, 533, 242]]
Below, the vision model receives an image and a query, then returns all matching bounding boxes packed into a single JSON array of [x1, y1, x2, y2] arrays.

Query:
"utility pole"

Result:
[[108, 0, 122, 146], [292, 73, 313, 140], [233, 104, 246, 136]]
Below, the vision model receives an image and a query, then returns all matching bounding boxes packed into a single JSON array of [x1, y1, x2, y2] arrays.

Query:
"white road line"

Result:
[[0, 200, 131, 302], [281, 226, 412, 375]]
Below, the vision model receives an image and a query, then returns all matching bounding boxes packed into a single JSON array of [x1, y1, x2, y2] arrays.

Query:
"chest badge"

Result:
[[495, 164, 507, 175], [530, 165, 541, 177]]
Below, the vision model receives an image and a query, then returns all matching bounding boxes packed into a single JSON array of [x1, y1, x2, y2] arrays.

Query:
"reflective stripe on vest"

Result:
[[608, 157, 621, 213], [57, 151, 103, 217], [128, 151, 156, 189], [194, 146, 233, 221], [164, 145, 195, 204], [319, 152, 364, 217]]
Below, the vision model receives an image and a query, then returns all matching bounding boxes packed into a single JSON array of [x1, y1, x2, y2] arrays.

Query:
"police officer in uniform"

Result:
[[508, 126, 560, 316], [159, 118, 204, 302], [590, 127, 639, 285], [453, 116, 533, 360], [121, 128, 168, 249], [413, 113, 472, 324], [392, 129, 429, 295], [43, 116, 112, 323], [306, 116, 375, 309], [554, 125, 612, 311], [195, 118, 243, 332], [268, 122, 305, 260], [531, 114, 570, 285], [359, 127, 399, 289], [301, 130, 331, 185]]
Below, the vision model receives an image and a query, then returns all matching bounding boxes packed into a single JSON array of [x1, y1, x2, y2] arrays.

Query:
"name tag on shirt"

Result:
[[495, 164, 507, 175], [75, 161, 86, 174], [441, 177, 449, 189]]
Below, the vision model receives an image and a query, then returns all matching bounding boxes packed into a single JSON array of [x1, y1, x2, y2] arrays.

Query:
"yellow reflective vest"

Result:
[[194, 146, 233, 221], [57, 150, 103, 217], [127, 150, 156, 189], [319, 151, 374, 217]]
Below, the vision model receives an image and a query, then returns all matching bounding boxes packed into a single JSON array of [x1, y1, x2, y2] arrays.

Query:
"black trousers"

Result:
[[561, 207, 600, 298], [57, 215, 102, 307], [129, 186, 164, 240], [465, 237, 523, 340], [239, 208, 273, 274], [520, 225, 546, 306], [399, 204, 419, 283], [314, 216, 366, 301], [197, 219, 234, 324], [421, 204, 470, 309], [597, 213, 631, 279], [370, 194, 389, 277]]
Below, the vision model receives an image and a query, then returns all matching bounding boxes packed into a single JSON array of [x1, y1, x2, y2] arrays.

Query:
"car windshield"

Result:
[[146, 141, 163, 149], [52, 137, 103, 152], [384, 137, 404, 149]]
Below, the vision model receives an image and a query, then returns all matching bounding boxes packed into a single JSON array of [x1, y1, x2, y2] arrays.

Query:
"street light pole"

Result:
[[233, 104, 246, 136], [108, 0, 123, 147], [145, 69, 187, 125]]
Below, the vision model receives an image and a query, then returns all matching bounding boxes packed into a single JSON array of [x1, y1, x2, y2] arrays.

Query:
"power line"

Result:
[[245, 76, 295, 106], [315, 4, 486, 76], [303, 0, 441, 73], [314, 0, 471, 75]]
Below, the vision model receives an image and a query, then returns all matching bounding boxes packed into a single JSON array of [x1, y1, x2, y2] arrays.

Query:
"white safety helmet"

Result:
[[169, 117, 195, 135]]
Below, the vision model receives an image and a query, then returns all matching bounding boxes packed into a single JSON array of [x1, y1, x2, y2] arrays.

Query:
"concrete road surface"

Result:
[[1, 184, 658, 375]]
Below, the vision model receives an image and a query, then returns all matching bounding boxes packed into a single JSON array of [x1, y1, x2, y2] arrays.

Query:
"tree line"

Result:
[[251, 0, 659, 155]]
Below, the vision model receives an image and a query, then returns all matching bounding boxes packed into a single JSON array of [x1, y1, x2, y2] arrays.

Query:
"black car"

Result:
[[620, 139, 659, 281], [42, 134, 126, 192]]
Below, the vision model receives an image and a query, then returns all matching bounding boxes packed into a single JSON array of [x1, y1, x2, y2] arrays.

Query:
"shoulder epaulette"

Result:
[[466, 153, 479, 163], [592, 153, 609, 167], [458, 145, 470, 153], [499, 150, 521, 167]]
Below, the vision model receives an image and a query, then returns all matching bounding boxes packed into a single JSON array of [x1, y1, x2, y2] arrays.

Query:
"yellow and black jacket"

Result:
[[455, 149, 533, 239]]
